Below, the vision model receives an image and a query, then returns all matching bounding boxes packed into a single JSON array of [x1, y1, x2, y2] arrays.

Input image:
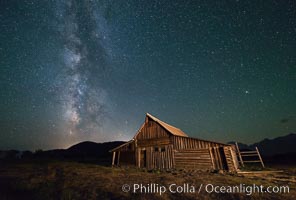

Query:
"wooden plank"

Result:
[[175, 159, 212, 162], [235, 142, 244, 167], [175, 163, 213, 166], [174, 151, 211, 154], [172, 145, 176, 168], [175, 154, 210, 157], [175, 155, 211, 158], [175, 148, 210, 152], [138, 148, 141, 167], [223, 147, 234, 171], [256, 147, 265, 168], [241, 154, 260, 157], [175, 162, 212, 165], [237, 170, 283, 174], [240, 151, 257, 154], [175, 150, 210, 153], [175, 157, 211, 160], [209, 148, 215, 169], [175, 165, 212, 167], [216, 147, 223, 169], [175, 164, 212, 168], [112, 152, 116, 166], [117, 151, 120, 165], [174, 157, 211, 159]]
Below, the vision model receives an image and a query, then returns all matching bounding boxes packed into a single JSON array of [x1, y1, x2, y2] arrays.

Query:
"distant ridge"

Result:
[[67, 141, 125, 155], [20, 141, 126, 165], [228, 133, 296, 156]]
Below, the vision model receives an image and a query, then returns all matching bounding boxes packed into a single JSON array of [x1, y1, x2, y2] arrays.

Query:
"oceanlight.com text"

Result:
[[122, 183, 290, 196]]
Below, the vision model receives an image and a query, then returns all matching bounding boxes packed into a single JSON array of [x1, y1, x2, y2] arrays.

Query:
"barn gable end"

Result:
[[135, 119, 171, 141], [133, 113, 188, 140]]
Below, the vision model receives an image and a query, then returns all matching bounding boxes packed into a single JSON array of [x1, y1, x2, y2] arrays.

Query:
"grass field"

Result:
[[0, 160, 295, 200]]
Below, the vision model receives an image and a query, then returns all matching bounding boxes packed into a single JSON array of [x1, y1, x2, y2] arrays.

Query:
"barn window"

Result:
[[154, 147, 158, 152], [161, 147, 165, 152]]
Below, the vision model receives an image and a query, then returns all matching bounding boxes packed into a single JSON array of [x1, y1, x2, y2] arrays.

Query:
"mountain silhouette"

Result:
[[32, 141, 126, 164], [67, 141, 124, 156], [251, 133, 296, 156], [228, 133, 296, 156]]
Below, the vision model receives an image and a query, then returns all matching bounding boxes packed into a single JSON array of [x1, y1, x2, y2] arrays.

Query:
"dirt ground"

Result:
[[0, 160, 295, 200]]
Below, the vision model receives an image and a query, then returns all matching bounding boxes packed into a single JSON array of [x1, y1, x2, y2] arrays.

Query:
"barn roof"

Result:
[[109, 139, 134, 152], [134, 113, 189, 138]]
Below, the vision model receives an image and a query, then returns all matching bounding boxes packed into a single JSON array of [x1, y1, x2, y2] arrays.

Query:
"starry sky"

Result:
[[1, 0, 295, 150]]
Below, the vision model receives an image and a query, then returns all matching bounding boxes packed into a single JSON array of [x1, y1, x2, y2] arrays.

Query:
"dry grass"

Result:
[[0, 160, 295, 200]]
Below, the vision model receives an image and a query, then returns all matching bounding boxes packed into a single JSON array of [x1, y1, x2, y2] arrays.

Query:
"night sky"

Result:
[[1, 0, 295, 150]]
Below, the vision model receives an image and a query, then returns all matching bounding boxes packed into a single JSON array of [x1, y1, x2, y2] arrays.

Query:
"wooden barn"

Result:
[[110, 113, 239, 172]]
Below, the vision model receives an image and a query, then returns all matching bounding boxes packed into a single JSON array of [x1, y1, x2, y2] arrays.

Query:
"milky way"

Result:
[[1, 0, 295, 150], [53, 0, 110, 136]]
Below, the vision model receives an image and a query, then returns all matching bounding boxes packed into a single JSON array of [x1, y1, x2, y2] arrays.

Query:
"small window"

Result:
[[154, 147, 158, 152], [161, 147, 165, 152]]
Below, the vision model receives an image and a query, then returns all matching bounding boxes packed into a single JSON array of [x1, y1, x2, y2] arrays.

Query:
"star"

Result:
[[1, 0, 295, 149]]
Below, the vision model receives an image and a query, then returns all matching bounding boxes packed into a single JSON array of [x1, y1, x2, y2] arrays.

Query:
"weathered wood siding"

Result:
[[174, 149, 212, 169], [135, 120, 170, 140], [172, 136, 224, 149], [172, 136, 233, 170], [136, 145, 174, 170], [119, 151, 136, 165], [137, 137, 170, 147], [112, 141, 136, 166], [223, 146, 238, 172], [134, 120, 174, 169], [209, 147, 224, 170]]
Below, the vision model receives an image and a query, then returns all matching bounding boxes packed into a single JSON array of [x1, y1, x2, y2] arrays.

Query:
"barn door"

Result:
[[140, 150, 146, 168], [219, 147, 228, 170]]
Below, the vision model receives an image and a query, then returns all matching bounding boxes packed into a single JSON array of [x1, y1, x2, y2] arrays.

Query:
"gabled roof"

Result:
[[134, 113, 188, 138]]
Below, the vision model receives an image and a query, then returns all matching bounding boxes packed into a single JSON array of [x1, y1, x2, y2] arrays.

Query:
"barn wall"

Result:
[[134, 120, 174, 169], [137, 137, 170, 147], [172, 136, 234, 171], [136, 145, 174, 170], [174, 149, 212, 169], [119, 151, 136, 165], [172, 136, 224, 149], [113, 141, 136, 166], [135, 120, 170, 140], [149, 145, 174, 169]]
